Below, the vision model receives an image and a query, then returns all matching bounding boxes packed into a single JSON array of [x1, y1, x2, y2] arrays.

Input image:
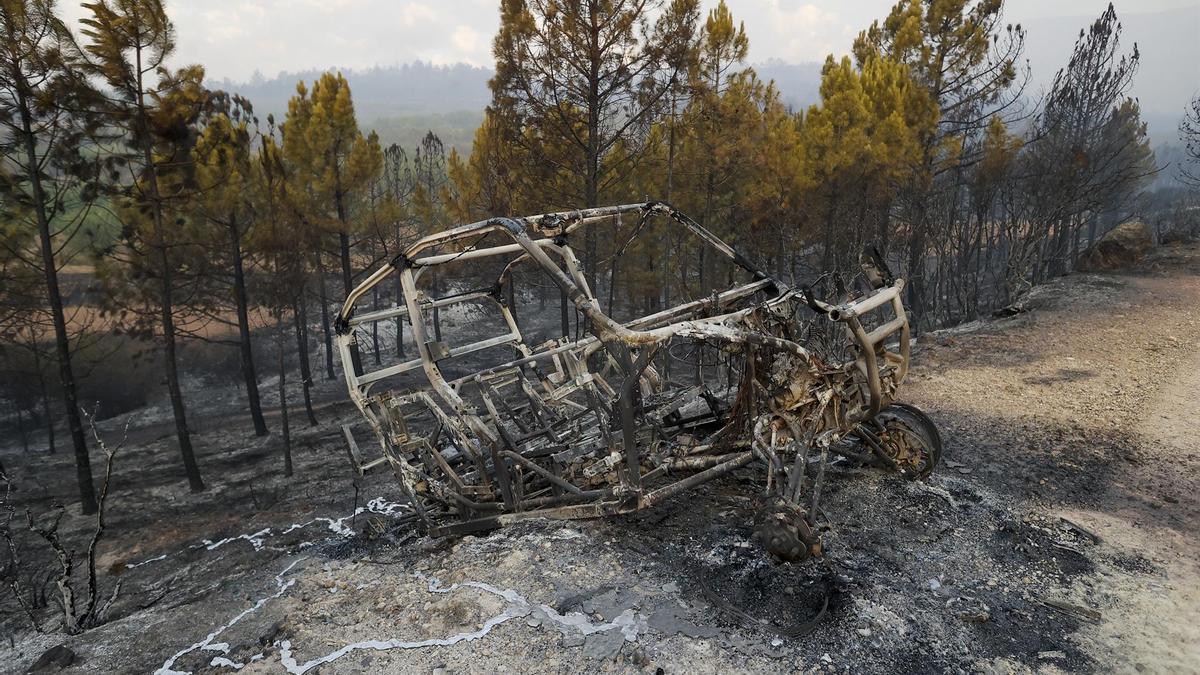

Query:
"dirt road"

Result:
[[2, 243, 1198, 674], [902, 242, 1200, 673]]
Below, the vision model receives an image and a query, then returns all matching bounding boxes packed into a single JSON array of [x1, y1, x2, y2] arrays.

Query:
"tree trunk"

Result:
[[584, 9, 601, 292], [276, 314, 294, 477], [135, 56, 204, 492], [17, 88, 96, 512], [229, 218, 268, 436], [292, 294, 319, 426], [158, 249, 204, 491], [335, 170, 354, 297], [317, 258, 335, 380]]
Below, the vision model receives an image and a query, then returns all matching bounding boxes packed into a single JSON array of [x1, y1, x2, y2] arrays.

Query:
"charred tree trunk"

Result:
[[292, 294, 319, 427], [17, 87, 96, 511], [276, 314, 294, 477], [130, 46, 204, 492], [229, 217, 268, 436], [317, 257, 335, 380]]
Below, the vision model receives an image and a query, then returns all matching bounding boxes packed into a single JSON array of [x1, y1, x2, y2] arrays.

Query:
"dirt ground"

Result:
[[2, 242, 1199, 674]]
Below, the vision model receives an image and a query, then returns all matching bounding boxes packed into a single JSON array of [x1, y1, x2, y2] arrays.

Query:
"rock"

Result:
[[582, 629, 625, 659], [259, 619, 286, 646], [647, 604, 720, 638], [1076, 221, 1153, 272], [28, 644, 75, 673]]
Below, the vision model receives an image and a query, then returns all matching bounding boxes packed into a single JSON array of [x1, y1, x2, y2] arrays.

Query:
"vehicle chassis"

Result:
[[335, 202, 941, 562]]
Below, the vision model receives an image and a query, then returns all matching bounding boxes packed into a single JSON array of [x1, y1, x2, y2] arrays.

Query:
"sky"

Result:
[[55, 0, 1199, 125], [52, 0, 1193, 80]]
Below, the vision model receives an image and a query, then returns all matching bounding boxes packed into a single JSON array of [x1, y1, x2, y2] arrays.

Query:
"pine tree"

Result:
[[445, 112, 527, 221], [672, 1, 755, 291], [282, 73, 381, 380], [284, 72, 382, 298], [800, 53, 927, 270], [0, 0, 102, 512], [853, 0, 1026, 325], [411, 131, 449, 338], [79, 0, 208, 491], [191, 93, 269, 436], [278, 80, 335, 381], [253, 117, 301, 472], [381, 142, 416, 359], [488, 0, 699, 288], [1180, 94, 1200, 189], [1027, 4, 1152, 274]]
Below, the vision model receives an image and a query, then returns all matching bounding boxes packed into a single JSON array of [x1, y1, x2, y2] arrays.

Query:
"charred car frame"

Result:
[[334, 202, 941, 562]]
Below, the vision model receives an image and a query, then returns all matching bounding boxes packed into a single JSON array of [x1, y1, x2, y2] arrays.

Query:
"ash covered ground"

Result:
[[2, 243, 1198, 674]]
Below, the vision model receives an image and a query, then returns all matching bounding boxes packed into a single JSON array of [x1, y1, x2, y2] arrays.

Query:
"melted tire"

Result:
[[875, 403, 942, 480]]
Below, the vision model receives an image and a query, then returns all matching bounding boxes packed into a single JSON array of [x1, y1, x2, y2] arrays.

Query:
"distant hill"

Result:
[[208, 62, 492, 152], [209, 60, 825, 154], [208, 61, 493, 120]]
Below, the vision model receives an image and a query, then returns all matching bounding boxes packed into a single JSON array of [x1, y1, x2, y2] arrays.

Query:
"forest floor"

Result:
[[2, 242, 1199, 674]]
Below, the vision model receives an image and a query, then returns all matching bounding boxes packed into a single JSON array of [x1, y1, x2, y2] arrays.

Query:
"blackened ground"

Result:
[[1, 242, 1198, 674]]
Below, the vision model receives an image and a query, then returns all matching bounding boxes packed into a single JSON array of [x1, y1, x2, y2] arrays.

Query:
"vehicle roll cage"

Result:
[[332, 201, 914, 538]]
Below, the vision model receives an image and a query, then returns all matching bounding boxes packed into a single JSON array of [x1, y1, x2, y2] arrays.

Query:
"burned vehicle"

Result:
[[334, 202, 941, 562]]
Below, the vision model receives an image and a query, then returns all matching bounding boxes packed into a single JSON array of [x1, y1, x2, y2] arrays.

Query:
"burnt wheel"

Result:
[[873, 403, 942, 480], [752, 499, 822, 563]]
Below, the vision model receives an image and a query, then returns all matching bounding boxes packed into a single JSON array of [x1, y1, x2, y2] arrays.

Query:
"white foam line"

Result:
[[209, 653, 264, 671], [272, 573, 645, 674], [129, 498, 411, 567], [154, 559, 303, 675], [126, 553, 168, 569]]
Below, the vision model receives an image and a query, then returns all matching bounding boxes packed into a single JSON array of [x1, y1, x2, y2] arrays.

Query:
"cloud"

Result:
[[452, 25, 484, 63], [56, 0, 493, 81], [58, 0, 1177, 86], [758, 1, 856, 62]]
